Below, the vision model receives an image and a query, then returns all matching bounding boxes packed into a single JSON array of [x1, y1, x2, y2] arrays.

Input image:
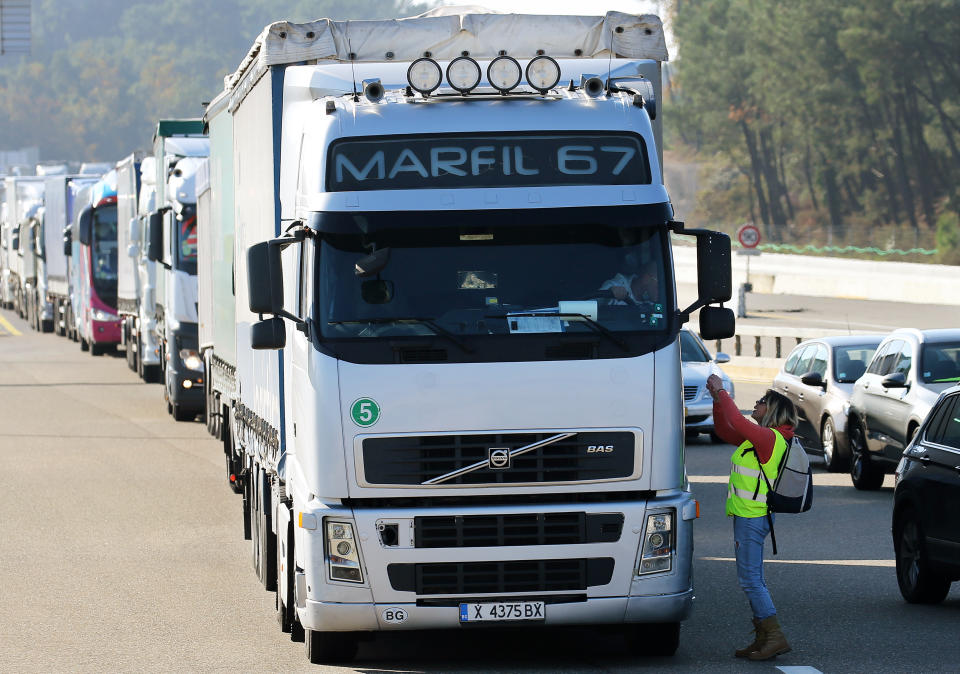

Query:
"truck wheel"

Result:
[[849, 423, 884, 490], [624, 622, 680, 656], [80, 337, 89, 352], [895, 510, 951, 604], [306, 629, 357, 664], [41, 319, 53, 333], [91, 343, 104, 356]]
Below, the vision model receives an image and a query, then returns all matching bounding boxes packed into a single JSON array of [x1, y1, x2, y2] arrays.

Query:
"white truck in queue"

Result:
[[201, 11, 735, 664], [117, 152, 164, 382], [143, 121, 209, 420], [2, 176, 45, 318], [43, 175, 96, 336]]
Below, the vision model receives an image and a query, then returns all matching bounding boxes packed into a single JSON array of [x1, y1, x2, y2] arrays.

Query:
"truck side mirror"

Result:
[[146, 211, 163, 262], [247, 241, 283, 314], [127, 217, 140, 248], [63, 226, 72, 257], [696, 231, 732, 304], [251, 317, 286, 350], [699, 305, 735, 340], [78, 206, 93, 246]]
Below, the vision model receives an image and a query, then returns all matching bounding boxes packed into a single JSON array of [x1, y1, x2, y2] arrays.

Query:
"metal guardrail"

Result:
[[694, 323, 876, 359]]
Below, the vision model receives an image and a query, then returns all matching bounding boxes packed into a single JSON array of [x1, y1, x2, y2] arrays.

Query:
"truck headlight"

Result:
[[179, 349, 203, 371], [638, 511, 674, 575], [326, 520, 364, 583], [92, 309, 117, 322]]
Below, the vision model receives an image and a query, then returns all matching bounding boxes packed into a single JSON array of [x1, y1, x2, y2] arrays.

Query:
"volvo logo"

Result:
[[488, 448, 511, 470]]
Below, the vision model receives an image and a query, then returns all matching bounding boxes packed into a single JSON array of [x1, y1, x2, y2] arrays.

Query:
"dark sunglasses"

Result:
[[755, 398, 768, 406]]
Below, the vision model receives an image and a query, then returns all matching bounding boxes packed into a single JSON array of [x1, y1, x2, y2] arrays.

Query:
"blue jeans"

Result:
[[733, 514, 776, 620]]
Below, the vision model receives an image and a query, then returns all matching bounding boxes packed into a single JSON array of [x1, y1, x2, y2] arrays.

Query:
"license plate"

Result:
[[459, 601, 545, 622]]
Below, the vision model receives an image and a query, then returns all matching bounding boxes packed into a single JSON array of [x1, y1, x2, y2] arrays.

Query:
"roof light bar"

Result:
[[525, 55, 561, 94], [407, 58, 442, 96], [487, 56, 522, 93], [446, 56, 482, 94]]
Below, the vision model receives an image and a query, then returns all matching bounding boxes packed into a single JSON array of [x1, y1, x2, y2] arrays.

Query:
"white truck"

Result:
[[41, 176, 93, 335], [144, 121, 209, 419], [116, 153, 163, 381], [2, 176, 45, 318], [205, 11, 734, 664], [197, 150, 242, 490]]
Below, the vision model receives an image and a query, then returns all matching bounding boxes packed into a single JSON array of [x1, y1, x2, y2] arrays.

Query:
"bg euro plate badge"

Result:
[[459, 601, 545, 622]]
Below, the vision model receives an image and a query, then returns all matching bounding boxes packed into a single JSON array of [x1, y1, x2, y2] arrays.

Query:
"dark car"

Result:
[[892, 385, 960, 603], [848, 329, 960, 490], [772, 335, 883, 472]]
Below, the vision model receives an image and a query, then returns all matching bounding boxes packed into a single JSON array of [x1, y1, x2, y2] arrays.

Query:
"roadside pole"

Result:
[[736, 224, 761, 318]]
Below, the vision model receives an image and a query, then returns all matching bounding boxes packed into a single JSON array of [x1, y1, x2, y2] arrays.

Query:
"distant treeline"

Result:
[[0, 0, 427, 161], [668, 0, 960, 258]]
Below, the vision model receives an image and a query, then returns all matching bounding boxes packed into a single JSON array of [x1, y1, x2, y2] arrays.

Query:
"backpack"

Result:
[[750, 436, 813, 554]]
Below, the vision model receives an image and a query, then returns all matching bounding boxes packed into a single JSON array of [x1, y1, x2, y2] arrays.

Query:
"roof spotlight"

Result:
[[407, 58, 442, 96], [487, 55, 522, 93], [446, 56, 482, 94], [525, 55, 561, 94]]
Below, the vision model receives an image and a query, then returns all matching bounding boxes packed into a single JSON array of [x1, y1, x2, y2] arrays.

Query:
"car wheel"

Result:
[[849, 423, 884, 490], [895, 510, 951, 604], [821, 417, 846, 472]]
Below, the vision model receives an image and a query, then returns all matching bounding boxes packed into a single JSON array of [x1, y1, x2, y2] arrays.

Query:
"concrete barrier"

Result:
[[673, 244, 960, 306]]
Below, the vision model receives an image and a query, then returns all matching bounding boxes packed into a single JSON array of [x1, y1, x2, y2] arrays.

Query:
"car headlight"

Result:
[[637, 511, 674, 575], [178, 349, 203, 371], [92, 309, 117, 322], [326, 520, 364, 583]]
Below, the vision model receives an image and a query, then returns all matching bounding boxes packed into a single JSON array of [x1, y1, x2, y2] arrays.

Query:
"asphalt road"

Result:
[[1, 297, 959, 673]]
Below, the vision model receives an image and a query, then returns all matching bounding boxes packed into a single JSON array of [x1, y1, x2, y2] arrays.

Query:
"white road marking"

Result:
[[777, 667, 825, 674], [701, 557, 895, 568]]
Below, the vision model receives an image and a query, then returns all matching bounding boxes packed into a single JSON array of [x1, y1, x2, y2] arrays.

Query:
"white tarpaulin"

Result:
[[224, 8, 667, 95]]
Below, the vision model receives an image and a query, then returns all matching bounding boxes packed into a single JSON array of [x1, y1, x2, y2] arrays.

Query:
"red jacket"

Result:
[[712, 389, 794, 464]]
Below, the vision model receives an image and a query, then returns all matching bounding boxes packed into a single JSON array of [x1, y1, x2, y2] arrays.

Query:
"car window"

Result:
[[784, 345, 805, 375], [878, 340, 904, 376], [810, 344, 828, 377], [867, 342, 893, 375], [893, 341, 913, 377], [929, 396, 960, 449], [793, 346, 816, 377], [680, 330, 710, 363], [921, 342, 960, 384], [924, 396, 956, 444], [834, 344, 876, 383]]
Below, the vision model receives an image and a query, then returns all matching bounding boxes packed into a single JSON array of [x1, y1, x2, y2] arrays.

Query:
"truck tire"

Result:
[[172, 404, 195, 422], [624, 622, 680, 656], [306, 629, 357, 664], [80, 337, 89, 352], [41, 319, 53, 333], [91, 343, 104, 356]]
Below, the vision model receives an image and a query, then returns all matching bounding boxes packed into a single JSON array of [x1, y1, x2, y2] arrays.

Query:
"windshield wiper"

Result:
[[327, 317, 473, 353], [485, 312, 629, 352]]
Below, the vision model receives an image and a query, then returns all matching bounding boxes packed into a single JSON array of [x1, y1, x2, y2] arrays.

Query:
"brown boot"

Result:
[[734, 618, 763, 658], [748, 615, 791, 660]]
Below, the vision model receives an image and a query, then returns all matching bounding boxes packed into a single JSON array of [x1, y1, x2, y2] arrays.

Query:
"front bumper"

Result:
[[684, 399, 715, 432], [90, 319, 121, 344], [296, 492, 697, 633], [299, 589, 693, 632]]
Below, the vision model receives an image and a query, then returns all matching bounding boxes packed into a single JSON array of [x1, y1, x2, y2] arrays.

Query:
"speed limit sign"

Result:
[[737, 224, 761, 249]]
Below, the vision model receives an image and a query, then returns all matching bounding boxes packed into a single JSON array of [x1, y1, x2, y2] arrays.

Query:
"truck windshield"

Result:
[[174, 205, 198, 274], [315, 209, 671, 343], [91, 204, 118, 307]]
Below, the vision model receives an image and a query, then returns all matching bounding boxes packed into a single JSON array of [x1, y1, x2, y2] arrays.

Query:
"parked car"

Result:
[[772, 335, 883, 472], [892, 384, 960, 603], [681, 328, 734, 442], [848, 328, 960, 490]]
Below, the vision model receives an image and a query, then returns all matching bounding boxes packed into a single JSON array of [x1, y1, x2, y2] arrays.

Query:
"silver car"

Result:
[[773, 335, 883, 472], [681, 328, 734, 442], [848, 328, 960, 490]]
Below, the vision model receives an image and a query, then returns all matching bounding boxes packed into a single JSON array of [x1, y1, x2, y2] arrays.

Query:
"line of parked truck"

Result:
[[1, 10, 747, 665]]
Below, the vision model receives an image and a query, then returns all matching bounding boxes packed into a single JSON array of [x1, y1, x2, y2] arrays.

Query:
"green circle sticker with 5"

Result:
[[350, 398, 381, 427]]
